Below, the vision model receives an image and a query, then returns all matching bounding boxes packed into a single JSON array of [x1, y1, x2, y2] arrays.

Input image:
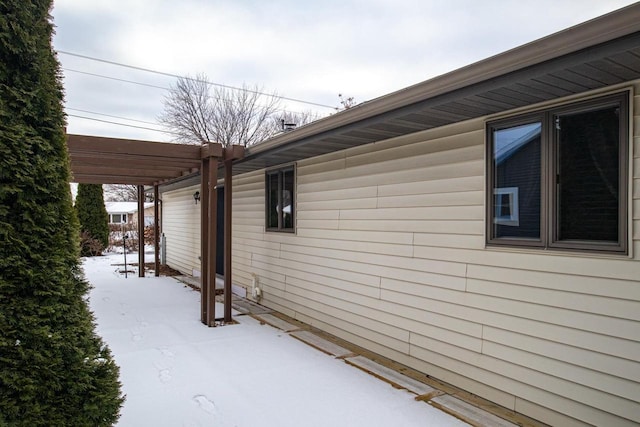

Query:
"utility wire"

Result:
[[62, 68, 331, 117], [64, 68, 168, 90], [67, 114, 172, 134], [58, 50, 337, 109], [66, 107, 160, 126]]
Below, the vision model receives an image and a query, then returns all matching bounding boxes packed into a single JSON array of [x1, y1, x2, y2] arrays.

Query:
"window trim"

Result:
[[265, 165, 296, 233], [486, 92, 629, 254]]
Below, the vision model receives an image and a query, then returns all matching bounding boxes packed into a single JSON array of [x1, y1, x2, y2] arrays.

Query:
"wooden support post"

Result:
[[137, 185, 145, 278], [200, 159, 210, 325], [153, 185, 160, 277], [198, 142, 224, 327], [207, 156, 218, 326], [222, 145, 244, 323], [223, 157, 232, 323]]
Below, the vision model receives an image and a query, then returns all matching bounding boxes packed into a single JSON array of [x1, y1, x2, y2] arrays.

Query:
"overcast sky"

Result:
[[51, 0, 638, 142]]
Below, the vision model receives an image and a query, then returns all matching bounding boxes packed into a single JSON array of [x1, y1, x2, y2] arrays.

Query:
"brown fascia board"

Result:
[[247, 3, 640, 157], [66, 134, 202, 160]]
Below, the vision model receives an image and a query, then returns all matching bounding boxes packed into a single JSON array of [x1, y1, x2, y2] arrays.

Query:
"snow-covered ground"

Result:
[[85, 253, 468, 427]]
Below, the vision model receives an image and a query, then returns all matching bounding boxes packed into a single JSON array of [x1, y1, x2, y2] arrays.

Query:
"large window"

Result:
[[266, 166, 295, 232], [487, 92, 628, 253]]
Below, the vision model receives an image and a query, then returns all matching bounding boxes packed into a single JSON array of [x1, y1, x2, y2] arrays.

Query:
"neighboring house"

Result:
[[105, 201, 154, 226], [160, 6, 640, 427]]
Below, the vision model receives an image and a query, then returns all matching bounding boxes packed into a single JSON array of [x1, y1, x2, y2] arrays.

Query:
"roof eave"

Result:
[[246, 3, 640, 158]]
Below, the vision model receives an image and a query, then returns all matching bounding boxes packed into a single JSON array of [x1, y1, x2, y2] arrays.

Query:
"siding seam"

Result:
[[465, 263, 469, 292]]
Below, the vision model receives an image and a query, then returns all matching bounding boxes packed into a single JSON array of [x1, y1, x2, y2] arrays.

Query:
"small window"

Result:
[[493, 187, 519, 227], [109, 213, 128, 224], [487, 93, 628, 253], [491, 120, 542, 240], [266, 166, 295, 232]]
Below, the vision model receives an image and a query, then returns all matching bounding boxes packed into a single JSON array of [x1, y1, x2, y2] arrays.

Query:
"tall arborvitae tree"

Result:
[[0, 1, 124, 426], [75, 184, 110, 255]]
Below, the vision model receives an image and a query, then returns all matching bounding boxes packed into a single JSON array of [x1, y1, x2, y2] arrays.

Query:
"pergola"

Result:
[[67, 134, 244, 326]]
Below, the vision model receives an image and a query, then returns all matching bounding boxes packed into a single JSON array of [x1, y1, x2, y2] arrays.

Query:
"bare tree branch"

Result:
[[159, 74, 293, 147], [337, 93, 357, 110], [103, 184, 139, 202]]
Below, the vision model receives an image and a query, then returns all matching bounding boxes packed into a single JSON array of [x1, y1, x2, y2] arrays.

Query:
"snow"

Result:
[[85, 254, 468, 427]]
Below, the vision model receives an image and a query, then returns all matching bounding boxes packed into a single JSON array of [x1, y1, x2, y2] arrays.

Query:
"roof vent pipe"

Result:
[[281, 119, 297, 132]]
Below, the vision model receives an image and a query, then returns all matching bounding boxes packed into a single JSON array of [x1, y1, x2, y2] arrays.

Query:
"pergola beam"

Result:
[[70, 175, 159, 186], [67, 134, 201, 159], [67, 134, 202, 186], [72, 165, 184, 179], [70, 154, 198, 170]]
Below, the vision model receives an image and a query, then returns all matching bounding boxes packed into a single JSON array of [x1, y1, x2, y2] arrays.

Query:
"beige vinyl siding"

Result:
[[161, 184, 201, 276], [231, 85, 640, 426]]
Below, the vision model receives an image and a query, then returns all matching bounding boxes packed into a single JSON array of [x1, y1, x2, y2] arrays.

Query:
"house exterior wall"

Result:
[[230, 85, 640, 427], [161, 184, 201, 276], [143, 205, 154, 227]]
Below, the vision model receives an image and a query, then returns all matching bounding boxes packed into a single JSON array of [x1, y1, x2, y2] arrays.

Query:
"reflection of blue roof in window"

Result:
[[495, 125, 541, 165]]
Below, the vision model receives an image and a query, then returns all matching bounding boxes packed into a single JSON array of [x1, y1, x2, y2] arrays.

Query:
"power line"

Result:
[[67, 114, 172, 134], [66, 107, 160, 126], [62, 68, 331, 117], [64, 68, 168, 90], [57, 50, 337, 110]]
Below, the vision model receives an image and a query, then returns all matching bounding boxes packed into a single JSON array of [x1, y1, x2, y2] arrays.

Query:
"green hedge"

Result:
[[75, 184, 110, 255], [0, 1, 124, 425]]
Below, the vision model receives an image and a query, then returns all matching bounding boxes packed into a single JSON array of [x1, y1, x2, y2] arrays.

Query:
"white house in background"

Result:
[[105, 201, 154, 226], [159, 6, 640, 427]]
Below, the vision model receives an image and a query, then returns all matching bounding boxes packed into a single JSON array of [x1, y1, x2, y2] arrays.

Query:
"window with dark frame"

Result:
[[110, 213, 127, 224], [266, 166, 295, 232], [487, 92, 628, 253]]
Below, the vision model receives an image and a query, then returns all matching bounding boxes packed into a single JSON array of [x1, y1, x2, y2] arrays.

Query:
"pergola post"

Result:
[[223, 156, 232, 323], [137, 185, 145, 278], [200, 159, 210, 325], [200, 142, 224, 327], [153, 184, 160, 277], [206, 155, 218, 326], [223, 145, 245, 323]]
